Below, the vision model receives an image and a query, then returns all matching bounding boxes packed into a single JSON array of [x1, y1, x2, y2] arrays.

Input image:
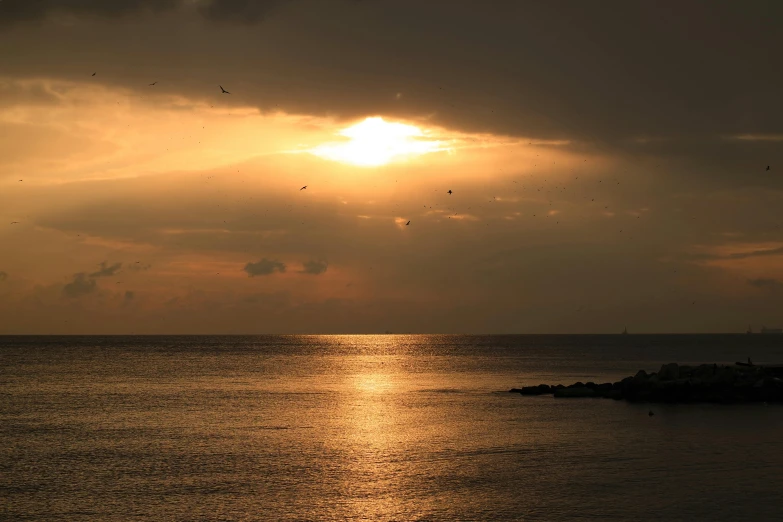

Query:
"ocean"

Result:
[[2, 334, 783, 521]]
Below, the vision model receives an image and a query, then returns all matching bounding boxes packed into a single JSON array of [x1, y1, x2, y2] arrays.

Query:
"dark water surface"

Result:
[[2, 334, 783, 521]]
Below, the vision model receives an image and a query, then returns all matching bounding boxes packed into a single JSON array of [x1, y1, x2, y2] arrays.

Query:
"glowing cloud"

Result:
[[308, 117, 444, 166]]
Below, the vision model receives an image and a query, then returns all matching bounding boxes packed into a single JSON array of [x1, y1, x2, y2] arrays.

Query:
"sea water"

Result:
[[2, 334, 783, 521]]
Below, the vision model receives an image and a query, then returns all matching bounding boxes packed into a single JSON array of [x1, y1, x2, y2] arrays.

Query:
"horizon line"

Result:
[[0, 332, 773, 337]]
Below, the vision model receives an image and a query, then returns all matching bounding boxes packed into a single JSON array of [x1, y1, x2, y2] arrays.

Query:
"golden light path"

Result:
[[309, 117, 446, 167]]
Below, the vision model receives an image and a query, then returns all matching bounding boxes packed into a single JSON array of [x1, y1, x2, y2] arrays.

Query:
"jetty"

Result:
[[510, 362, 783, 403]]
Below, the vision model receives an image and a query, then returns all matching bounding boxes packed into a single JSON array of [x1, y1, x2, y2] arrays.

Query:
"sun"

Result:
[[309, 117, 444, 166]]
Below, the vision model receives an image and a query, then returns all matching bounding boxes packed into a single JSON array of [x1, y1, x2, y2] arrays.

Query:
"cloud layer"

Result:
[[301, 260, 328, 275], [1, 3, 782, 333], [90, 261, 122, 278], [0, 0, 291, 26], [748, 278, 783, 291], [63, 273, 97, 298], [0, 0, 181, 26], [198, 0, 290, 24], [1, 1, 781, 152], [244, 258, 287, 277]]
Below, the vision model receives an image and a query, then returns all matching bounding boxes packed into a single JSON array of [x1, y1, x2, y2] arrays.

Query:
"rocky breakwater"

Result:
[[510, 363, 783, 403]]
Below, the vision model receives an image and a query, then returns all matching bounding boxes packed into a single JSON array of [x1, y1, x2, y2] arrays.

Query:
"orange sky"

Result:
[[1, 1, 782, 333]]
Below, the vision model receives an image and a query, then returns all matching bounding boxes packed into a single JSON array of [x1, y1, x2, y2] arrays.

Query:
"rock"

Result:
[[518, 386, 546, 395], [690, 364, 715, 380], [649, 380, 695, 403], [514, 384, 555, 395], [618, 376, 634, 391], [592, 383, 615, 398], [554, 386, 595, 398], [658, 363, 679, 381], [512, 362, 783, 404], [767, 366, 783, 377], [711, 367, 737, 385]]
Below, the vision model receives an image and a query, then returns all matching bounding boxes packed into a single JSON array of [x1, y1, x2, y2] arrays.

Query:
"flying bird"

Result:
[[149, 81, 157, 86], [219, 85, 231, 94], [91, 72, 96, 76], [406, 220, 410, 226], [648, 410, 655, 417], [10, 221, 19, 224], [447, 190, 452, 195], [300, 185, 307, 190], [767, 165, 771, 171]]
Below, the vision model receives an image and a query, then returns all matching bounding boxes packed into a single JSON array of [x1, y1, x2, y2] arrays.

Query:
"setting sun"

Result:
[[309, 117, 445, 166]]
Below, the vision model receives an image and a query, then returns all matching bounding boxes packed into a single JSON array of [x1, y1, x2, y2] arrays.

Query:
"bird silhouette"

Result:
[[149, 82, 157, 86], [220, 85, 230, 94], [447, 190, 452, 195], [767, 165, 771, 171], [91, 72, 96, 76], [300, 185, 307, 190], [648, 410, 655, 417], [406, 220, 410, 226]]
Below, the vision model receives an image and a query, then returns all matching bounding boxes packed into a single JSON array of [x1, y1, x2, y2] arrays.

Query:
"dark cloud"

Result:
[[89, 261, 122, 278], [63, 273, 97, 298], [61, 262, 122, 299], [748, 278, 783, 291], [725, 247, 783, 260], [0, 271, 7, 281], [198, 0, 290, 24], [2, 0, 781, 151], [689, 246, 783, 262], [0, 0, 290, 27], [244, 258, 286, 276], [300, 260, 328, 275], [0, 0, 181, 26], [0, 80, 61, 108]]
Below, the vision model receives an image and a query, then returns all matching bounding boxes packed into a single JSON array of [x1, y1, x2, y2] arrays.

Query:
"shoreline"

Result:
[[510, 363, 783, 403]]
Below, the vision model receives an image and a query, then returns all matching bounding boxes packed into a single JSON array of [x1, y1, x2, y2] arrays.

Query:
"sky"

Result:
[[0, 0, 782, 334]]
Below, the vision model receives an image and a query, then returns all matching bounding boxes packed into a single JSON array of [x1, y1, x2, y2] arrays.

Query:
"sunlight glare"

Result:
[[309, 117, 444, 166]]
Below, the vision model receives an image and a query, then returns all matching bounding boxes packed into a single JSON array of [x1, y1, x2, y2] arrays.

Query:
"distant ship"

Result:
[[746, 325, 753, 334], [621, 327, 628, 335], [760, 326, 783, 334]]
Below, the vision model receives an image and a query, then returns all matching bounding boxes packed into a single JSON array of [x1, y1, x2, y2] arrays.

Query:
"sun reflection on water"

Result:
[[352, 371, 395, 394], [310, 336, 428, 518]]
